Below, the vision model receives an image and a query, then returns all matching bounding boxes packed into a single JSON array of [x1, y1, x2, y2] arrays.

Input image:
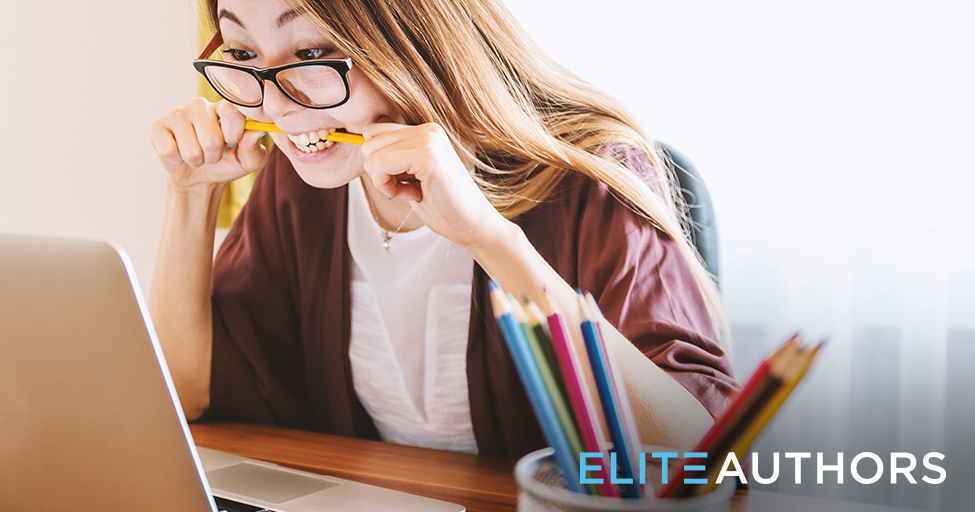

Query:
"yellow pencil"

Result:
[[243, 120, 365, 145]]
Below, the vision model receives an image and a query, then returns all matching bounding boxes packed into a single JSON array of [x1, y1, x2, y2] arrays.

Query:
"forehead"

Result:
[[216, 0, 306, 32]]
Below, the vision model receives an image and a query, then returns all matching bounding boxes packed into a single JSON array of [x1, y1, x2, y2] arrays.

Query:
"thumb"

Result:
[[236, 130, 269, 172]]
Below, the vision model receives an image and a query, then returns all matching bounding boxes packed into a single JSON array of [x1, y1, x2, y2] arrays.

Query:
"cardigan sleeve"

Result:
[[574, 150, 738, 418], [205, 148, 309, 426]]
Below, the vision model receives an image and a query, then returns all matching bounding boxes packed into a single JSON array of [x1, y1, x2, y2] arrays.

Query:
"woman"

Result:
[[149, 0, 737, 457]]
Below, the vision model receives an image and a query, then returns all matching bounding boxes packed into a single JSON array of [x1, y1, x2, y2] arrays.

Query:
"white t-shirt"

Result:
[[346, 177, 478, 454]]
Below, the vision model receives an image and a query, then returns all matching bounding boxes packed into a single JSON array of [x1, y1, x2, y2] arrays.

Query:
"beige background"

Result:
[[0, 0, 197, 290]]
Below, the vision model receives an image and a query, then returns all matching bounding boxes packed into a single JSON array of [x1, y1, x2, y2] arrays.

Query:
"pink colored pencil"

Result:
[[545, 303, 620, 497]]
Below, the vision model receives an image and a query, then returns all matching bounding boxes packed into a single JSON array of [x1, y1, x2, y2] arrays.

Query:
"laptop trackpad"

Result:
[[206, 462, 338, 504]]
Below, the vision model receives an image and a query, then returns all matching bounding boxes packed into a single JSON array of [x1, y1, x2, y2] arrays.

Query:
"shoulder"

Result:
[[509, 146, 680, 297]]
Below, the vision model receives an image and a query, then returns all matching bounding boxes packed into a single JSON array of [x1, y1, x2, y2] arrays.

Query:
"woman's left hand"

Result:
[[361, 121, 506, 249]]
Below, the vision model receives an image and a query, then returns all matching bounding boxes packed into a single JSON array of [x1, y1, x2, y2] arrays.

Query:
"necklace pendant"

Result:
[[380, 230, 392, 254]]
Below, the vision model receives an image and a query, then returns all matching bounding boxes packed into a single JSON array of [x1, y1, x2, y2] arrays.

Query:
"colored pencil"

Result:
[[725, 343, 822, 464], [243, 120, 365, 145], [542, 296, 620, 497], [670, 335, 801, 484], [524, 300, 571, 413], [659, 335, 821, 498], [580, 293, 644, 499], [509, 295, 596, 495], [489, 283, 584, 494]]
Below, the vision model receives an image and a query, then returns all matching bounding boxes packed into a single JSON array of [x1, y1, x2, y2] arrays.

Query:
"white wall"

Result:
[[506, 2, 974, 510], [0, 0, 199, 291]]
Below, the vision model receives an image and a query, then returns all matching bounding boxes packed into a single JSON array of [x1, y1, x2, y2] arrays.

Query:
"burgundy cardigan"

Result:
[[206, 146, 738, 458]]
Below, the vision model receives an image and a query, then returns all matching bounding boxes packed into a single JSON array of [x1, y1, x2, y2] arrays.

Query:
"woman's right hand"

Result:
[[150, 98, 268, 191]]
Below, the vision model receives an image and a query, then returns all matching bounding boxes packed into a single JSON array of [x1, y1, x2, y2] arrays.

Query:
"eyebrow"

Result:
[[277, 9, 300, 27], [216, 9, 300, 29], [216, 9, 244, 28]]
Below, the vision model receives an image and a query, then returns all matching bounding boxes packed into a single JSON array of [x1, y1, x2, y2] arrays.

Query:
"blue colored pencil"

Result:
[[579, 293, 644, 499], [514, 297, 598, 496], [489, 282, 585, 494]]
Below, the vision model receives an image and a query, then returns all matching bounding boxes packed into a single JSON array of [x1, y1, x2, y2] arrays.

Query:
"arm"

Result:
[[360, 122, 724, 450], [149, 181, 223, 420], [148, 98, 267, 420], [464, 221, 715, 451]]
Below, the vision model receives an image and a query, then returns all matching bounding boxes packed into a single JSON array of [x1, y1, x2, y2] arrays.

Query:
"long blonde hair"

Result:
[[202, 0, 730, 344]]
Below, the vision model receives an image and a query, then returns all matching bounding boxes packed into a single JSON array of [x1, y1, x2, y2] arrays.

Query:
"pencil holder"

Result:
[[514, 447, 736, 512]]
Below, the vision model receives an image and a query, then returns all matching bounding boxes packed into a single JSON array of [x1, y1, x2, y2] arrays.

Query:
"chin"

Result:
[[291, 166, 358, 189], [275, 135, 363, 190]]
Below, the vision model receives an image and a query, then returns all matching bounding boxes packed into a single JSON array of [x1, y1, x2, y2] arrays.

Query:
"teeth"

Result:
[[288, 128, 344, 152]]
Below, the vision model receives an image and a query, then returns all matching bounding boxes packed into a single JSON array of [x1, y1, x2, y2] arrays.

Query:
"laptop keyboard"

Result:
[[214, 496, 276, 512]]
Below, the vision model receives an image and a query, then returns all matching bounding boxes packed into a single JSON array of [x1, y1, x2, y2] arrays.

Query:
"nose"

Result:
[[260, 79, 301, 118]]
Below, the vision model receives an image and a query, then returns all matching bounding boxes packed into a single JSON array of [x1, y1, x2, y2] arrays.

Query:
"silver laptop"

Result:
[[0, 234, 465, 512]]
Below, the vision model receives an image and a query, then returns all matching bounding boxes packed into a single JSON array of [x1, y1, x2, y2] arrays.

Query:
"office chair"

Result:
[[657, 143, 720, 289]]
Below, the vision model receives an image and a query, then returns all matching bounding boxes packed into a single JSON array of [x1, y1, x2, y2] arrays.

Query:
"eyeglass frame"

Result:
[[193, 30, 354, 110]]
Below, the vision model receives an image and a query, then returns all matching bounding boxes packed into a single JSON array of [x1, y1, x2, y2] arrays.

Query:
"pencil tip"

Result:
[[584, 292, 603, 316]]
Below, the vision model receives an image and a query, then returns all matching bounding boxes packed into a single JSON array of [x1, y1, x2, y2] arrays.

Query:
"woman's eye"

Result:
[[295, 48, 333, 60], [222, 49, 256, 61]]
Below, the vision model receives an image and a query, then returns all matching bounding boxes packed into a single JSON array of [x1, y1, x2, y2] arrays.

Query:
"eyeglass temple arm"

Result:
[[198, 30, 224, 60]]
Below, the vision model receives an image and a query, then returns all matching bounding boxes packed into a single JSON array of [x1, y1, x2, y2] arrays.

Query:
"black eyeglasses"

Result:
[[193, 30, 353, 109]]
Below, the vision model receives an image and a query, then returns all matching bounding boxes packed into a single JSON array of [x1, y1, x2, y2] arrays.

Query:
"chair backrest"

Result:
[[657, 143, 720, 288]]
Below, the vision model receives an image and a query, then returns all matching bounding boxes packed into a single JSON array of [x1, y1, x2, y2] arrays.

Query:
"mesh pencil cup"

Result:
[[514, 447, 736, 512]]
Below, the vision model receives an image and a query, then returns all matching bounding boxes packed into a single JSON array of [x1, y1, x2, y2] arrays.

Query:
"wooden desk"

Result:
[[190, 422, 920, 512]]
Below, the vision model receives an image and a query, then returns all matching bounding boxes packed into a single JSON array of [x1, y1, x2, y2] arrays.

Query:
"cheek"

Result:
[[268, 133, 289, 150], [236, 105, 262, 120], [343, 69, 404, 125]]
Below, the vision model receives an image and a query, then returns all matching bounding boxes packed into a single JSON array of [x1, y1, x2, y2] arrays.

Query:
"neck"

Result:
[[358, 176, 424, 232]]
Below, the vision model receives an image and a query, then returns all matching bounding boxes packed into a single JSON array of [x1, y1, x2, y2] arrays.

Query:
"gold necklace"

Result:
[[364, 191, 414, 254]]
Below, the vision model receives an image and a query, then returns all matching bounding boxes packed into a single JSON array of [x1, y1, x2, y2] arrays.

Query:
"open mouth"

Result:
[[287, 128, 347, 153]]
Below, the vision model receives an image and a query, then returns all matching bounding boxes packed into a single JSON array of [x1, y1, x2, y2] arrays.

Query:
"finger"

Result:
[[363, 142, 432, 185], [363, 120, 407, 138], [235, 129, 269, 172], [167, 116, 206, 168], [361, 121, 411, 155], [370, 172, 422, 203], [149, 120, 185, 166], [371, 172, 400, 201], [216, 101, 246, 147], [188, 106, 226, 165], [364, 147, 412, 179], [364, 152, 419, 205], [389, 176, 423, 202]]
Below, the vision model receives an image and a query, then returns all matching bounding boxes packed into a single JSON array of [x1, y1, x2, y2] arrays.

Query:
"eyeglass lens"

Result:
[[205, 67, 263, 106], [204, 66, 347, 108]]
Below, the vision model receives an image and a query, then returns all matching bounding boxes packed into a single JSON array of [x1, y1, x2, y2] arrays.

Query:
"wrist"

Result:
[[164, 176, 227, 234], [167, 175, 226, 201], [460, 213, 520, 262]]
